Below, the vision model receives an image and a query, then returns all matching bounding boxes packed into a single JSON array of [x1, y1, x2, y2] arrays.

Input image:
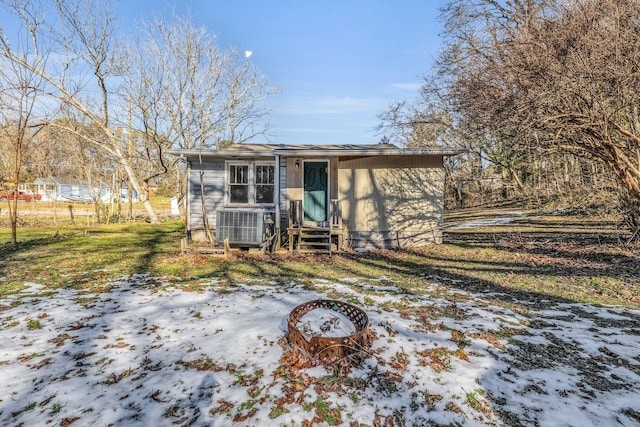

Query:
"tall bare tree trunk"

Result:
[[197, 153, 214, 243]]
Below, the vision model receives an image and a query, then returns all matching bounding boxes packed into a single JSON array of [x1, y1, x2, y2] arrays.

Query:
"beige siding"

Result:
[[329, 157, 338, 198], [284, 157, 339, 203], [285, 157, 303, 202], [338, 155, 444, 246]]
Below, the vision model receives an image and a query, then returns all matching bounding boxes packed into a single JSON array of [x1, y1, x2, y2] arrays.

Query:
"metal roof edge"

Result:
[[273, 147, 465, 156], [166, 146, 465, 158], [165, 149, 275, 158]]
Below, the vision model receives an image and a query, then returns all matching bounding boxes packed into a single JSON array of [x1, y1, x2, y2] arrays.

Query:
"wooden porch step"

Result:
[[298, 241, 331, 254], [287, 225, 337, 254], [299, 233, 330, 240], [299, 241, 330, 248], [297, 228, 331, 254]]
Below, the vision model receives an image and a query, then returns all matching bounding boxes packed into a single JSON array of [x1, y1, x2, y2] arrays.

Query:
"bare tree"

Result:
[[377, 100, 455, 148], [122, 15, 277, 240], [0, 11, 47, 243], [2, 2, 276, 230], [435, 0, 640, 230], [0, 0, 161, 223], [123, 15, 275, 151]]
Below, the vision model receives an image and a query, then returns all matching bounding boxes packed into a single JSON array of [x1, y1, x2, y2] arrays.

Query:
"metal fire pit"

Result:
[[287, 299, 372, 361]]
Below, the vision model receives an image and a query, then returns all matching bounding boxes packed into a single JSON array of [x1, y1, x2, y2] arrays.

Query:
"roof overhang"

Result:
[[273, 147, 464, 157], [166, 149, 275, 159], [167, 145, 465, 159]]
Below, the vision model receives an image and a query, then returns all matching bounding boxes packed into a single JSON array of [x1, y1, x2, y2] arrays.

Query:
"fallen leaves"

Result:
[[417, 347, 452, 372], [450, 330, 470, 348], [209, 398, 233, 416], [60, 416, 80, 426], [177, 355, 230, 372], [469, 331, 505, 349], [277, 345, 314, 373], [103, 342, 129, 349], [47, 333, 77, 347], [422, 392, 443, 411], [389, 351, 410, 371], [66, 322, 89, 331], [104, 368, 133, 385]]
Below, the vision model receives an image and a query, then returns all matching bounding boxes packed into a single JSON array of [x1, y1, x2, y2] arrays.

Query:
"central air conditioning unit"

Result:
[[216, 209, 275, 246]]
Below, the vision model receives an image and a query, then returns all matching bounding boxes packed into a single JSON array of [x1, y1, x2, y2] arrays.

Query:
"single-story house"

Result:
[[33, 177, 138, 203], [168, 143, 462, 253], [33, 177, 96, 202], [100, 187, 139, 203]]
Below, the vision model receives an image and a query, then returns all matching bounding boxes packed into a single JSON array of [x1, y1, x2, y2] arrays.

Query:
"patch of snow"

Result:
[[450, 212, 526, 229], [17, 282, 46, 293], [338, 277, 361, 283], [451, 218, 514, 228], [0, 275, 638, 426]]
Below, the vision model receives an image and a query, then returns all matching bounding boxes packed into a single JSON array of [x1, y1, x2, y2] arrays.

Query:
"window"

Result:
[[255, 164, 275, 204], [229, 164, 249, 204], [227, 162, 275, 205]]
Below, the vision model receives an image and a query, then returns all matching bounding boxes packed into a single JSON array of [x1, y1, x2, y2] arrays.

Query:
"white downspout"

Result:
[[274, 154, 281, 250], [186, 159, 191, 241]]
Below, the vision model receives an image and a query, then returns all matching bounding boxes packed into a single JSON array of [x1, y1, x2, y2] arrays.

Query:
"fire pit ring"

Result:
[[287, 299, 372, 361]]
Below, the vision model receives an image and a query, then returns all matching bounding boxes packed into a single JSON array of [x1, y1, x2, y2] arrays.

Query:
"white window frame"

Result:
[[226, 161, 250, 206], [253, 162, 276, 206], [225, 160, 276, 207]]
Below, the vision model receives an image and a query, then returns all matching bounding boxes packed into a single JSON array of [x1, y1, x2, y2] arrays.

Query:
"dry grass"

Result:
[[1, 208, 638, 309]]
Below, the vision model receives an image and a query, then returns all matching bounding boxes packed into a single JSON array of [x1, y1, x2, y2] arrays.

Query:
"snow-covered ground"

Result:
[[1, 274, 639, 426], [450, 212, 526, 229]]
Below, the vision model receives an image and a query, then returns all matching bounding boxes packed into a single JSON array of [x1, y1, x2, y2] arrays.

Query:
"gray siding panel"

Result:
[[188, 158, 225, 231], [279, 162, 287, 228]]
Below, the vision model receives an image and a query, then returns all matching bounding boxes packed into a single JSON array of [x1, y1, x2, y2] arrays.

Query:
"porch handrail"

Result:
[[330, 199, 342, 229], [289, 198, 341, 229], [289, 200, 303, 227]]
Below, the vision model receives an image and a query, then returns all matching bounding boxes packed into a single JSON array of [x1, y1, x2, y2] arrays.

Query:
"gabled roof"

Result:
[[167, 143, 463, 159], [33, 176, 88, 186]]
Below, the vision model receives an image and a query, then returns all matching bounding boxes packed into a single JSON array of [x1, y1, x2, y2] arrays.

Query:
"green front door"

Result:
[[303, 161, 328, 222]]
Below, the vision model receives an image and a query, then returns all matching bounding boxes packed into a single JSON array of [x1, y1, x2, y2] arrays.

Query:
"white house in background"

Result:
[[32, 176, 138, 203], [100, 187, 139, 203], [33, 177, 95, 202]]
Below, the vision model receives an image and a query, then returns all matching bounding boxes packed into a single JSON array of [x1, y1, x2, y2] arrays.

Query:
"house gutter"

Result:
[[166, 147, 465, 159], [186, 158, 191, 241], [273, 147, 465, 157], [166, 149, 275, 159]]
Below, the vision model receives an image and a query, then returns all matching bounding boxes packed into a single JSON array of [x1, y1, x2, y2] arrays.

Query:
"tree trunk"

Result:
[[198, 153, 214, 243], [10, 133, 22, 245], [115, 143, 160, 224], [10, 197, 17, 245]]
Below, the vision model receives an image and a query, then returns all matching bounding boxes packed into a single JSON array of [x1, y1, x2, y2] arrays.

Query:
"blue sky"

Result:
[[116, 1, 446, 146], [0, 1, 444, 146]]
